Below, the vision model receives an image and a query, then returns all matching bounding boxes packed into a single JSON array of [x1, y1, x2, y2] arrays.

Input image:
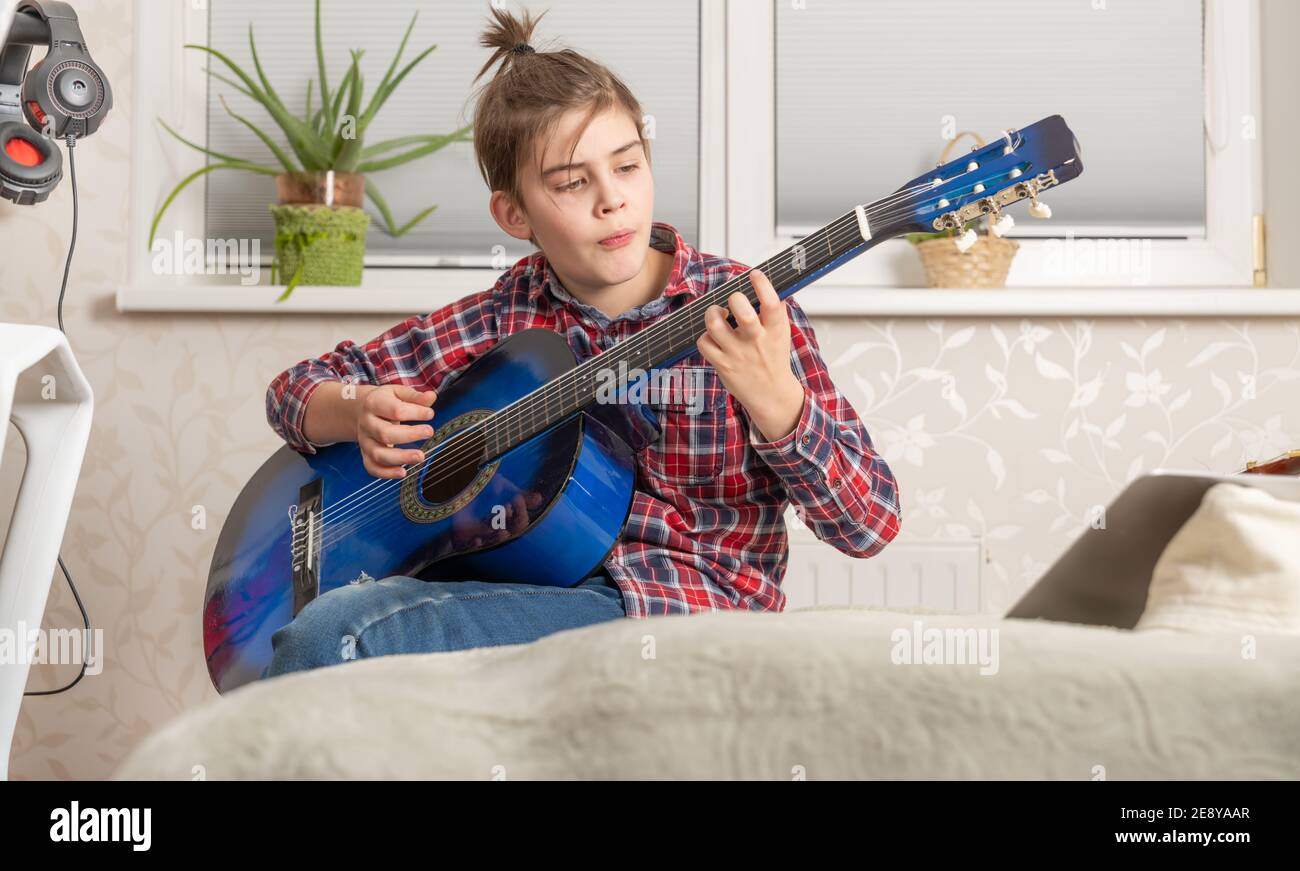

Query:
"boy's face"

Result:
[[491, 105, 654, 299]]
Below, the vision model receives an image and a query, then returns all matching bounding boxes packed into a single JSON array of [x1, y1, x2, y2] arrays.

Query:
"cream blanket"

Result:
[[112, 607, 1300, 780]]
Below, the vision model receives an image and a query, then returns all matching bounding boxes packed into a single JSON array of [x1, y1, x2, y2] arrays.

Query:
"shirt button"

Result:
[[800, 433, 811, 445], [831, 476, 842, 489]]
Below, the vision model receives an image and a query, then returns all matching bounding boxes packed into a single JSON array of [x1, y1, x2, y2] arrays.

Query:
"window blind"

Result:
[[203, 0, 700, 262], [775, 0, 1205, 235]]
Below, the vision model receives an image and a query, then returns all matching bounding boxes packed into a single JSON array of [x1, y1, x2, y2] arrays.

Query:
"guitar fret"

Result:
[[490, 205, 887, 458]]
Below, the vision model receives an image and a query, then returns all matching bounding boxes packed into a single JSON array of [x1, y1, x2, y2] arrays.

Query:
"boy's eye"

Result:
[[555, 164, 640, 193]]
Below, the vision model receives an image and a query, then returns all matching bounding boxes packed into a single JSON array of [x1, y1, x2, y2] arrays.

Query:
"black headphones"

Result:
[[0, 0, 111, 205]]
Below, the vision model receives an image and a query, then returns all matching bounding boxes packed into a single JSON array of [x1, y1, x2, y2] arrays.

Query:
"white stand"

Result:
[[0, 324, 93, 780]]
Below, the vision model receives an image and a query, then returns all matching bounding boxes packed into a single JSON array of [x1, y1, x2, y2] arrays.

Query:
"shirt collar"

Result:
[[525, 221, 701, 306]]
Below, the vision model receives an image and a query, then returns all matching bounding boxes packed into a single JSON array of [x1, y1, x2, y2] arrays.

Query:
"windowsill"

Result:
[[115, 280, 1300, 317], [794, 286, 1300, 317], [116, 268, 496, 314]]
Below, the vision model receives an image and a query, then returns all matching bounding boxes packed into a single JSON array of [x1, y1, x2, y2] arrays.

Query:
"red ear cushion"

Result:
[[0, 124, 61, 188], [4, 136, 42, 167]]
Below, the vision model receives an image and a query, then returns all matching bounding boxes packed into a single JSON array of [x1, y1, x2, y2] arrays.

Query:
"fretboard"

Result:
[[478, 200, 902, 462]]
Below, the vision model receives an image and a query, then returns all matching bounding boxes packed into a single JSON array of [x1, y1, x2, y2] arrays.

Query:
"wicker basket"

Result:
[[913, 131, 1019, 288], [916, 235, 1019, 288]]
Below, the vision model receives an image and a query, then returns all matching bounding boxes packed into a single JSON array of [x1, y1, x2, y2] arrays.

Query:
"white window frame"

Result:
[[117, 0, 1276, 313], [726, 0, 1263, 289]]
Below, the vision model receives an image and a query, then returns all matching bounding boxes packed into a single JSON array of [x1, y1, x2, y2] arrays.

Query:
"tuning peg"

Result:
[[1028, 198, 1052, 219], [954, 228, 978, 253], [990, 213, 1015, 237]]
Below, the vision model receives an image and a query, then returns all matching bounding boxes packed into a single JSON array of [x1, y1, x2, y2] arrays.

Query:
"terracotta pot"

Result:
[[274, 170, 365, 208]]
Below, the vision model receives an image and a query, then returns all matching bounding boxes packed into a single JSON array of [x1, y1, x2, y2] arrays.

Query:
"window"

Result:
[[725, 0, 1261, 289], [775, 0, 1205, 238], [199, 0, 699, 266], [122, 0, 1265, 312]]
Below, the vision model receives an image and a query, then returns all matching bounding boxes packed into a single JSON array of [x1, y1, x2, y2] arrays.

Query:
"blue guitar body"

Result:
[[204, 328, 640, 693]]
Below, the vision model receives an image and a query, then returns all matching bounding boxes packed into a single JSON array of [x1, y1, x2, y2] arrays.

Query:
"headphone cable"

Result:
[[24, 134, 91, 696]]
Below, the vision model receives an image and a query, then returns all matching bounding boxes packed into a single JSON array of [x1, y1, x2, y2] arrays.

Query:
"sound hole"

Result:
[[398, 410, 499, 525], [420, 428, 486, 503]]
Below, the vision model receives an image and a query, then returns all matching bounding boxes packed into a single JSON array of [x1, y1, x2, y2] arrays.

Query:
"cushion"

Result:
[[1136, 482, 1300, 634]]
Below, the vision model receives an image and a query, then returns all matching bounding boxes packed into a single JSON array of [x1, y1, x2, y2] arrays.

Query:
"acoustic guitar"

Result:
[[203, 114, 1084, 692], [1240, 451, 1300, 476]]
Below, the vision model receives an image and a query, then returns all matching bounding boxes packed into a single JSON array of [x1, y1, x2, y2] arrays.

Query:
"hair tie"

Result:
[[511, 42, 535, 55]]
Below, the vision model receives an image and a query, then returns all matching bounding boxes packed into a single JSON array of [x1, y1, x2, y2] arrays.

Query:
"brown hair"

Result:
[[468, 6, 651, 241]]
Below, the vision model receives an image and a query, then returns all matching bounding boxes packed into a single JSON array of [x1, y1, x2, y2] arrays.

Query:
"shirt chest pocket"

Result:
[[641, 365, 730, 486]]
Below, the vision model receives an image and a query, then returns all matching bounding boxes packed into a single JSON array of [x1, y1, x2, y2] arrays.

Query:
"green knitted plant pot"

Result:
[[269, 204, 369, 298]]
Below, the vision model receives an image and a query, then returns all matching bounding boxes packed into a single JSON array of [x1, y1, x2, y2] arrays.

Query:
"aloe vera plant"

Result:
[[148, 0, 472, 250]]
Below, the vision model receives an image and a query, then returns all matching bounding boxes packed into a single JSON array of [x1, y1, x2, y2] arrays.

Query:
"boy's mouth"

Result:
[[598, 228, 635, 249]]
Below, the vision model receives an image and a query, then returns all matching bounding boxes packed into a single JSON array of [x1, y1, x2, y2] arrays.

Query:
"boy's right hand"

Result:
[[357, 385, 437, 479]]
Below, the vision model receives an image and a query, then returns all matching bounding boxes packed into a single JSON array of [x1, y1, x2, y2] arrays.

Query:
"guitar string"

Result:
[[310, 198, 931, 551], [306, 151, 1032, 555], [310, 188, 938, 546], [307, 209, 890, 553], [310, 175, 944, 532], [302, 177, 945, 544], [305, 148, 1027, 552], [307, 172, 1000, 553]]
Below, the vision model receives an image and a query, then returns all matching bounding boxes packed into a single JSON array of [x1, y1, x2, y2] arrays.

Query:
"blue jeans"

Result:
[[262, 570, 626, 679]]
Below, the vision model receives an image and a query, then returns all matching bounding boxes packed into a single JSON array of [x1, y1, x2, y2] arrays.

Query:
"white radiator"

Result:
[[781, 508, 983, 613]]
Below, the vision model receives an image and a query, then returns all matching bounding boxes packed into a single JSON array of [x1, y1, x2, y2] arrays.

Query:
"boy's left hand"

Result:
[[697, 268, 806, 443]]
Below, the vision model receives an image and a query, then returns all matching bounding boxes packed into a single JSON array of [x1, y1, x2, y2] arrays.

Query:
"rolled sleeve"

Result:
[[265, 286, 500, 455], [265, 362, 362, 455], [748, 383, 832, 479]]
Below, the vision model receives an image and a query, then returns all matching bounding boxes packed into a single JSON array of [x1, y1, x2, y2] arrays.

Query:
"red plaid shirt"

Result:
[[266, 221, 902, 617]]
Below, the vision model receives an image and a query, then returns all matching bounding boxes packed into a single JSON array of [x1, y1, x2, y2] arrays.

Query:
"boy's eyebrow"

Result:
[[542, 140, 642, 178]]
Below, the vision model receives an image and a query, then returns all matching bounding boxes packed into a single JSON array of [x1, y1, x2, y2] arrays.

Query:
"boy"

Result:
[[261, 8, 901, 678]]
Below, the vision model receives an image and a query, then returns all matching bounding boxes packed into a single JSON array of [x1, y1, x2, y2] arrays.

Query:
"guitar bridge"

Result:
[[290, 479, 323, 616]]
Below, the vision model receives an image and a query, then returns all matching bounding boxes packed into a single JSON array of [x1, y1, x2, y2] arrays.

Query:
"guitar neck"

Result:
[[480, 198, 907, 462]]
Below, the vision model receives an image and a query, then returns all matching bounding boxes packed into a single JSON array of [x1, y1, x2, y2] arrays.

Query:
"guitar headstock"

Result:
[[872, 114, 1083, 243]]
